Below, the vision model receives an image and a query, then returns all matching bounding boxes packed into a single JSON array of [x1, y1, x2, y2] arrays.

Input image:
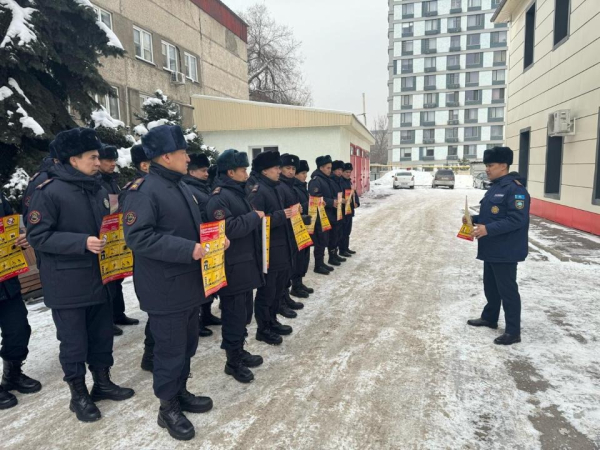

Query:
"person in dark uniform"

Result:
[[98, 144, 139, 335], [466, 146, 530, 346], [123, 125, 214, 441], [22, 141, 58, 217], [248, 151, 296, 344], [308, 155, 338, 275], [0, 193, 42, 410], [339, 162, 360, 257], [205, 149, 265, 383], [183, 153, 222, 337], [328, 160, 347, 266], [208, 164, 218, 189], [291, 160, 314, 295], [26, 128, 134, 423], [244, 160, 260, 196]]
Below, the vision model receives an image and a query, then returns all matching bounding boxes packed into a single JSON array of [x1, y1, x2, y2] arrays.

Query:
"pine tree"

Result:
[[135, 90, 219, 163], [0, 0, 125, 182]]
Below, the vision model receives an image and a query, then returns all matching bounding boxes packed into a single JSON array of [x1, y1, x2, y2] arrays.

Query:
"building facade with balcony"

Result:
[[387, 0, 507, 167], [89, 0, 249, 128], [493, 0, 600, 236]]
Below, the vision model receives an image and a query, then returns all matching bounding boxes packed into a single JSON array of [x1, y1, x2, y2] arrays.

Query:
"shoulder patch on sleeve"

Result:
[[214, 209, 225, 220], [36, 179, 54, 190], [30, 172, 40, 182], [312, 186, 319, 194], [124, 211, 137, 226], [129, 178, 145, 191], [212, 187, 221, 195], [122, 181, 133, 191], [28, 210, 42, 224], [514, 179, 523, 186]]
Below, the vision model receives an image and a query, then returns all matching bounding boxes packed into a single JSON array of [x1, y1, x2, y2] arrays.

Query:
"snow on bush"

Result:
[[3, 167, 29, 201], [0, 86, 13, 101], [0, 0, 37, 49], [117, 147, 132, 168], [7, 78, 30, 104], [147, 119, 168, 130], [133, 124, 148, 136], [72, 0, 123, 49], [142, 97, 163, 107], [16, 102, 44, 135], [91, 107, 125, 128]]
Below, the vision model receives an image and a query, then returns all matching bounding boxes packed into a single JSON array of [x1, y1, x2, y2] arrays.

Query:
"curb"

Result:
[[528, 237, 589, 265]]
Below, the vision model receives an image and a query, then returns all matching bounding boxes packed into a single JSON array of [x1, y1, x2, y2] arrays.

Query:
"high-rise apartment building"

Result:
[[387, 0, 506, 167]]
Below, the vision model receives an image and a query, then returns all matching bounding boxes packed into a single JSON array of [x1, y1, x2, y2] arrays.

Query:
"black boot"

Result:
[[67, 377, 101, 422], [271, 320, 293, 336], [323, 263, 334, 271], [494, 333, 521, 345], [278, 304, 297, 318], [314, 263, 331, 275], [224, 349, 254, 383], [141, 347, 154, 372], [339, 250, 352, 258], [89, 367, 135, 402], [290, 285, 309, 299], [299, 282, 314, 294], [202, 312, 222, 327], [347, 249, 356, 254], [467, 318, 498, 329], [0, 385, 17, 410], [158, 397, 195, 441], [178, 382, 213, 413], [199, 323, 213, 337], [114, 315, 139, 326], [256, 328, 283, 346], [1, 360, 42, 394], [285, 289, 304, 309], [333, 250, 347, 262], [113, 324, 123, 336], [328, 253, 341, 266], [241, 349, 263, 368]]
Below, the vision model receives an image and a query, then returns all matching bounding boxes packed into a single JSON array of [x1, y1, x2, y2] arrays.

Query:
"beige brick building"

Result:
[[90, 0, 249, 128], [493, 0, 600, 236]]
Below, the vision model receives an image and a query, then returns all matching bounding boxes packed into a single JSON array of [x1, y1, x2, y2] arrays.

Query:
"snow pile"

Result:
[[16, 102, 44, 135], [0, 0, 37, 49], [147, 119, 168, 130], [8, 78, 30, 104], [155, 89, 167, 101], [91, 108, 125, 128], [142, 97, 163, 107], [117, 147, 132, 168], [184, 131, 197, 142], [133, 124, 148, 136], [72, 0, 123, 50], [3, 167, 29, 201], [0, 86, 13, 101]]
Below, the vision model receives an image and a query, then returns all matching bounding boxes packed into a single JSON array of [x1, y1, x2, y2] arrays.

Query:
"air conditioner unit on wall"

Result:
[[171, 71, 186, 85], [548, 109, 576, 136]]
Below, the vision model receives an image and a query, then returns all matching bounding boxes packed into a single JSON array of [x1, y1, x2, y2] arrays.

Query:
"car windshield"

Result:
[[397, 172, 412, 177], [437, 170, 454, 176]]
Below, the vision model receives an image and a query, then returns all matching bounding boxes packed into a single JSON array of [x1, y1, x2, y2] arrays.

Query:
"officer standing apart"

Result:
[[308, 155, 338, 275], [248, 151, 295, 344], [291, 160, 315, 295], [466, 146, 530, 345], [98, 144, 139, 335], [0, 193, 42, 410], [123, 125, 215, 441], [205, 149, 265, 383], [183, 153, 222, 337], [339, 162, 359, 257], [26, 128, 134, 423]]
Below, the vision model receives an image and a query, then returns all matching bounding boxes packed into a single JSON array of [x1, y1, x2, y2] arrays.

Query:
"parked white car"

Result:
[[393, 171, 415, 189]]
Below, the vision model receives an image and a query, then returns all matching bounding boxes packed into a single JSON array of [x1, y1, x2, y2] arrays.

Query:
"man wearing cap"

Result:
[[291, 160, 314, 295], [205, 149, 265, 383], [308, 155, 338, 275], [27, 128, 134, 423], [466, 146, 530, 346], [22, 141, 59, 217], [123, 125, 213, 441], [0, 192, 42, 411], [275, 154, 305, 313], [183, 153, 222, 337], [98, 144, 139, 334], [339, 163, 360, 257], [248, 151, 296, 345]]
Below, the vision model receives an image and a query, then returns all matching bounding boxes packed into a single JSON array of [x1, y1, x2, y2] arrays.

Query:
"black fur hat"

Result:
[[253, 151, 282, 172], [48, 140, 57, 159], [332, 160, 345, 171], [141, 125, 188, 159], [297, 160, 310, 173], [483, 146, 513, 166], [131, 144, 149, 167], [315, 155, 332, 168], [188, 153, 210, 170], [99, 144, 118, 160], [54, 128, 103, 163], [217, 149, 250, 172], [281, 153, 299, 169], [343, 163, 353, 171]]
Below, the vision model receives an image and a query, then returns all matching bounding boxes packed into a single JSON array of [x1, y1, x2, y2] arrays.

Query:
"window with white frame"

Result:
[[489, 107, 504, 119], [401, 95, 412, 106], [425, 57, 436, 70], [491, 31, 508, 45], [422, 111, 435, 123], [491, 125, 504, 137], [424, 129, 435, 140], [162, 41, 177, 72], [402, 148, 412, 158], [466, 71, 479, 83], [401, 112, 412, 124], [184, 53, 198, 82], [465, 126, 480, 138], [493, 70, 505, 82], [450, 35, 461, 49], [492, 88, 505, 101], [96, 86, 120, 120], [448, 17, 460, 29], [464, 144, 477, 155], [467, 14, 484, 27], [466, 108, 478, 120], [467, 33, 480, 46], [403, 40, 414, 53], [134, 26, 153, 62], [91, 4, 112, 29], [425, 19, 439, 32], [466, 90, 481, 101], [402, 3, 414, 15], [494, 50, 507, 64], [449, 109, 459, 121], [468, 0, 481, 7]]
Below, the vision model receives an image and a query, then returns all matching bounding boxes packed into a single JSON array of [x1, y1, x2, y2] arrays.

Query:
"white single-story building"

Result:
[[191, 95, 375, 194]]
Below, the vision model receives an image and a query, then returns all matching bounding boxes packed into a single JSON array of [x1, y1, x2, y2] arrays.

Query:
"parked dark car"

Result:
[[432, 169, 455, 189]]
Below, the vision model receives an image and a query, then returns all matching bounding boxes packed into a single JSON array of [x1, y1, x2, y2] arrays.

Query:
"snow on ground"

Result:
[[1, 182, 598, 449]]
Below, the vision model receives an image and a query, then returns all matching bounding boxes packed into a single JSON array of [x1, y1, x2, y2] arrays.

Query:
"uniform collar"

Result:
[[150, 162, 184, 184]]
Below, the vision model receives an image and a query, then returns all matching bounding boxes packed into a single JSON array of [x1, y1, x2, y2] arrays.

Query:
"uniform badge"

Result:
[[124, 211, 137, 226], [491, 206, 500, 214], [214, 209, 225, 220], [515, 200, 525, 210], [103, 198, 110, 209], [28, 210, 42, 225], [313, 187, 319, 194], [24, 196, 31, 207]]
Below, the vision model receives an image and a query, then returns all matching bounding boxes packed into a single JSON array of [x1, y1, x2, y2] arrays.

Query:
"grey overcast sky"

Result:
[[224, 0, 389, 130]]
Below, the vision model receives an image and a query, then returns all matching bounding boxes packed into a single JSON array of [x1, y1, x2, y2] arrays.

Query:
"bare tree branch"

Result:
[[370, 115, 389, 165]]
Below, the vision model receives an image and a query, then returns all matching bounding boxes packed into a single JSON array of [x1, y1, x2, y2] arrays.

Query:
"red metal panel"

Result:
[[531, 198, 600, 236], [191, 0, 248, 42]]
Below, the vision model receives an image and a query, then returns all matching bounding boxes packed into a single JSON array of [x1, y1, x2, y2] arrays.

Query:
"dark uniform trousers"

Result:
[[107, 279, 126, 321], [313, 227, 330, 263], [0, 291, 31, 362], [51, 299, 114, 381], [327, 221, 342, 252], [219, 291, 253, 350], [339, 216, 353, 253], [481, 262, 521, 335], [291, 248, 310, 284], [255, 269, 290, 329], [148, 306, 199, 401]]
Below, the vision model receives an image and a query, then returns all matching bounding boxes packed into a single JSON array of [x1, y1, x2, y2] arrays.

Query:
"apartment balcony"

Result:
[[422, 155, 435, 161], [491, 134, 504, 141], [489, 116, 504, 122], [465, 135, 480, 142], [467, 44, 481, 50], [465, 98, 482, 106], [447, 27, 461, 33], [449, 45, 461, 52], [465, 118, 479, 124], [491, 41, 507, 48], [450, 8, 462, 14], [401, 104, 413, 110], [492, 79, 505, 85], [402, 31, 414, 37], [421, 120, 435, 127], [402, 13, 414, 19], [425, 29, 440, 36], [401, 122, 413, 127], [425, 66, 437, 73], [447, 82, 460, 89], [401, 86, 416, 92], [447, 119, 460, 125], [445, 137, 459, 143], [401, 67, 413, 74], [447, 64, 461, 71], [400, 156, 412, 162], [467, 24, 484, 31], [493, 60, 506, 67], [423, 102, 438, 108], [423, 138, 436, 144], [423, 48, 437, 54], [446, 101, 459, 107], [464, 153, 478, 159], [447, 155, 459, 160], [466, 61, 483, 69], [401, 136, 415, 144], [492, 98, 505, 104], [465, 81, 479, 88], [403, 50, 413, 56], [424, 85, 437, 91], [423, 10, 438, 17], [468, 6, 482, 11]]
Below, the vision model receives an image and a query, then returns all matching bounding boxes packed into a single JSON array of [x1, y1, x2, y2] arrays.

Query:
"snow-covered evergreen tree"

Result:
[[0, 0, 125, 181]]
